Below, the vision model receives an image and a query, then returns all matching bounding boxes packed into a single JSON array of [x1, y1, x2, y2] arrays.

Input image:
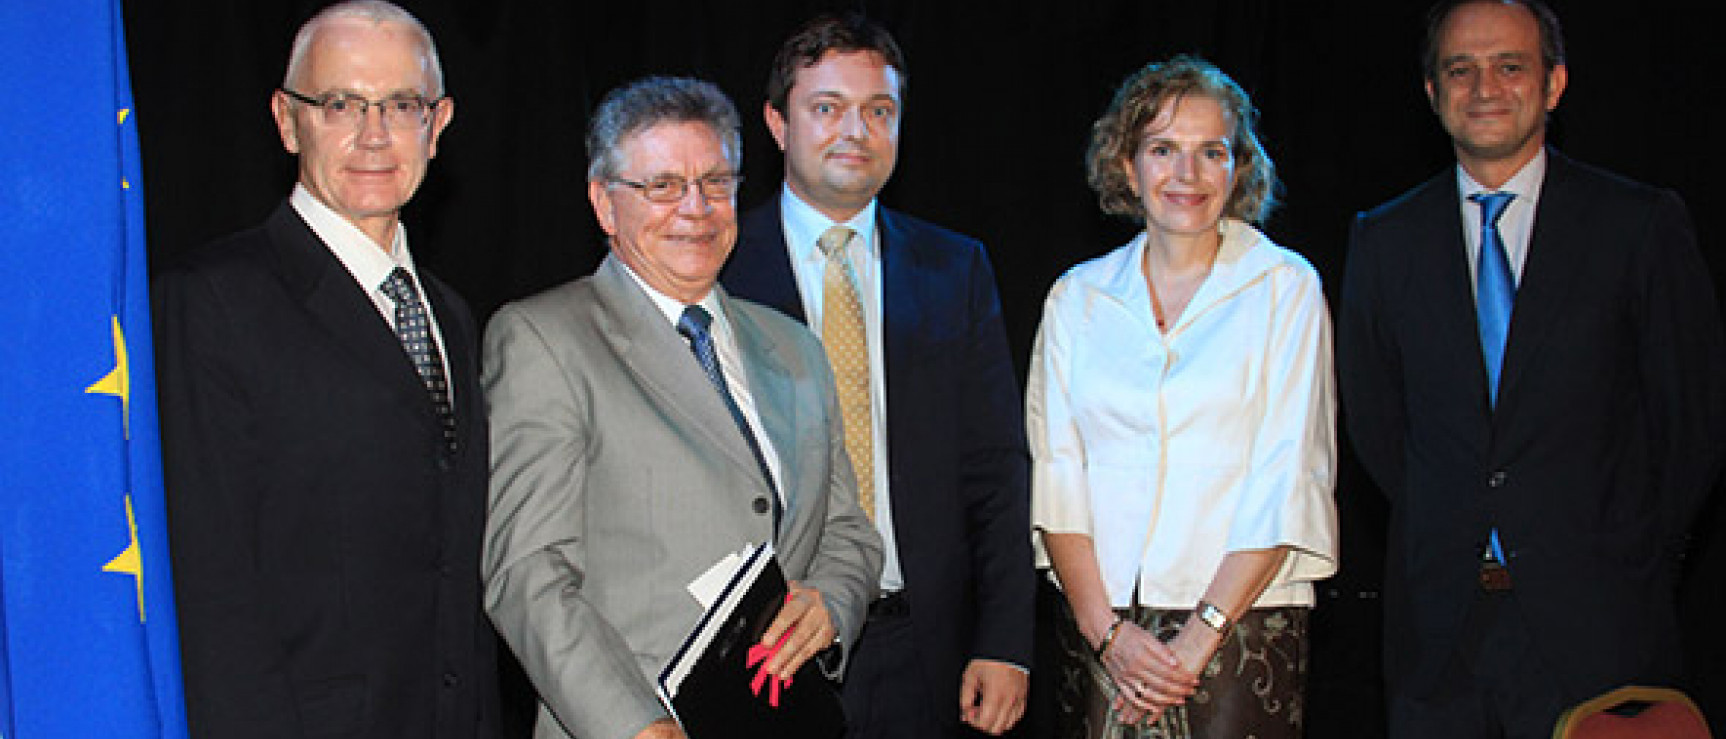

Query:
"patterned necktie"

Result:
[[677, 304, 782, 528], [379, 267, 456, 453], [819, 225, 875, 522], [1471, 192, 1517, 406]]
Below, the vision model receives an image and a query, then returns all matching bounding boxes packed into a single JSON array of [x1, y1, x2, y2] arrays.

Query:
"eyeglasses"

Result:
[[281, 89, 443, 130], [609, 174, 743, 204]]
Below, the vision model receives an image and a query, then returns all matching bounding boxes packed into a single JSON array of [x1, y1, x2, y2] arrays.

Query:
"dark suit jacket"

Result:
[[1338, 150, 1726, 701], [721, 197, 1035, 725], [153, 203, 498, 738]]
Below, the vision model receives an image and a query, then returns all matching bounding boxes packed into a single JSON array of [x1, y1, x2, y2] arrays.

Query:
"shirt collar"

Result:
[[780, 185, 878, 263], [290, 183, 419, 290], [1457, 148, 1547, 201], [1094, 218, 1280, 328], [616, 258, 728, 336], [1100, 218, 1273, 297]]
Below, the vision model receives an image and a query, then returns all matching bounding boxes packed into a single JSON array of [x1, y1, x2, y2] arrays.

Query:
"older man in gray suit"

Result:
[[481, 76, 883, 739]]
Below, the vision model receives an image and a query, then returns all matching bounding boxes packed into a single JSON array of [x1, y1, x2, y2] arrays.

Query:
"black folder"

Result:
[[658, 543, 845, 738]]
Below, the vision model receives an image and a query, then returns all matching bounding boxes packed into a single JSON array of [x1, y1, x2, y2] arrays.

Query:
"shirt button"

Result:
[[1488, 471, 1508, 488], [442, 672, 460, 688], [752, 497, 770, 515]]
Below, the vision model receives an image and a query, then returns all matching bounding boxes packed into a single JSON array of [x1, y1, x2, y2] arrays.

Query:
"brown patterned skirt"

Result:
[[1052, 602, 1310, 739]]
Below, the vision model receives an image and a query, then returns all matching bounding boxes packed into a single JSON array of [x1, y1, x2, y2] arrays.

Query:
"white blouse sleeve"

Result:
[[1228, 264, 1340, 582], [1027, 278, 1092, 536]]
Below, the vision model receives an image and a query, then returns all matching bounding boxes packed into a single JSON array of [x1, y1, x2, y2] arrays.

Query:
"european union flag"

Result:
[[0, 0, 190, 736]]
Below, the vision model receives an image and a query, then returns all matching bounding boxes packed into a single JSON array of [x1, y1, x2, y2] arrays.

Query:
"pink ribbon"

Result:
[[744, 595, 798, 708]]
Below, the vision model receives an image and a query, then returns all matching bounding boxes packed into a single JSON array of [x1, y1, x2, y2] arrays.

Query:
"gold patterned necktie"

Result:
[[819, 225, 875, 521]]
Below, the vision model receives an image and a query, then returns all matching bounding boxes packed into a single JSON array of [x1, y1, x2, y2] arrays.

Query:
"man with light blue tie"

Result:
[[481, 76, 881, 739], [1337, 1, 1726, 737]]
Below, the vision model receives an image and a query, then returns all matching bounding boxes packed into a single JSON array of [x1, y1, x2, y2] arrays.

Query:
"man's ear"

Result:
[[271, 90, 301, 154], [764, 101, 788, 152], [1543, 63, 1568, 112], [588, 179, 617, 236], [426, 96, 455, 158]]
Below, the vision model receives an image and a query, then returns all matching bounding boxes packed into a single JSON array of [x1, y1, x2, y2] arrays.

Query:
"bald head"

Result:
[[283, 0, 444, 97]]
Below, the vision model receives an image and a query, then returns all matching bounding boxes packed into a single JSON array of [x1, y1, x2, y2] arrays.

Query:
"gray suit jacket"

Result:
[[482, 255, 883, 739]]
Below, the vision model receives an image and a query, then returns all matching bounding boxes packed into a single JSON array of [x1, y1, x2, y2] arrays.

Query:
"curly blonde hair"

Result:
[[1085, 55, 1278, 225]]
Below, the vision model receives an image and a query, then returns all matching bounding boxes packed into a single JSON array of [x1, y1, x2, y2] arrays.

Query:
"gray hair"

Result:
[[586, 76, 742, 181], [282, 0, 445, 97]]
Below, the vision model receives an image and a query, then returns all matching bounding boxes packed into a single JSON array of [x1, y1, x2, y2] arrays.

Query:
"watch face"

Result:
[[1197, 602, 1229, 632]]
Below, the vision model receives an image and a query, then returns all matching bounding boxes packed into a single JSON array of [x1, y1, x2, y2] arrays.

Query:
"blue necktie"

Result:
[[1471, 192, 1515, 567], [677, 305, 782, 528], [1472, 192, 1517, 405]]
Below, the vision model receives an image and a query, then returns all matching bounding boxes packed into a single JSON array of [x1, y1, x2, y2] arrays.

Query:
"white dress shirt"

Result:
[[290, 184, 454, 401], [778, 188, 904, 591], [1028, 219, 1339, 609], [621, 266, 786, 506]]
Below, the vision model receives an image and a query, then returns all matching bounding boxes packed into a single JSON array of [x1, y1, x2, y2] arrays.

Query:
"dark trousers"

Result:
[[1389, 592, 1570, 739], [843, 593, 947, 739]]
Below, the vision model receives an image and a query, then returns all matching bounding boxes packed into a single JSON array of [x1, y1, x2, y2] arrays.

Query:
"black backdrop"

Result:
[[123, 1, 1723, 735]]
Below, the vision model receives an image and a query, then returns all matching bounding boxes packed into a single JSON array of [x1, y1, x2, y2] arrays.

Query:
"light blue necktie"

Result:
[[1472, 192, 1517, 404], [677, 305, 782, 528], [1471, 192, 1515, 566]]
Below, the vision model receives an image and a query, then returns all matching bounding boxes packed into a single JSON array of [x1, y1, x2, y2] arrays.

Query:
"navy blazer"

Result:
[[1338, 150, 1726, 701], [154, 203, 498, 738], [721, 198, 1035, 721]]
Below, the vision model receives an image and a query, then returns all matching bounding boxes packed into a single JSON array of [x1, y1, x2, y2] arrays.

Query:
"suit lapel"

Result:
[[1407, 176, 1498, 414], [729, 297, 800, 514], [876, 208, 927, 545], [423, 276, 480, 457], [878, 208, 921, 458], [1496, 152, 1586, 412], [265, 204, 429, 412], [590, 257, 770, 493], [722, 198, 808, 324]]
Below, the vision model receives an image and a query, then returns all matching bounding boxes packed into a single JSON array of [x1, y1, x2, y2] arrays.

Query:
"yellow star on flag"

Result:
[[120, 108, 132, 189], [103, 494, 146, 623], [86, 314, 147, 621], [85, 315, 130, 438]]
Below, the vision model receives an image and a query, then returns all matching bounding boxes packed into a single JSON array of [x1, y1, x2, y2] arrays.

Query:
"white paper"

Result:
[[687, 546, 749, 610]]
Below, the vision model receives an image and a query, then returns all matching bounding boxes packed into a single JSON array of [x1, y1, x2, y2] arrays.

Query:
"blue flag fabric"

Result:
[[0, 1, 190, 736]]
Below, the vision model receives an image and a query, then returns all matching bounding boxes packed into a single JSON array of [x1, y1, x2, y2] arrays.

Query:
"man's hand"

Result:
[[633, 719, 685, 739], [958, 658, 1027, 735], [757, 581, 835, 679]]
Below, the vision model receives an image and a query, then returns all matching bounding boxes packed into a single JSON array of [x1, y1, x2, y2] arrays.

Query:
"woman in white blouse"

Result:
[[1030, 56, 1338, 739]]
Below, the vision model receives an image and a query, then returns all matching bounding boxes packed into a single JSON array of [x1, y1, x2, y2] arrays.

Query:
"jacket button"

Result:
[[442, 672, 460, 688], [752, 497, 770, 515], [1488, 470, 1507, 488]]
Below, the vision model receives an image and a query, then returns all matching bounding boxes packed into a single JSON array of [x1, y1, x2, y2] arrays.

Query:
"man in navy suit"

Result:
[[153, 3, 497, 736], [1338, 1, 1726, 736], [720, 12, 1034, 738]]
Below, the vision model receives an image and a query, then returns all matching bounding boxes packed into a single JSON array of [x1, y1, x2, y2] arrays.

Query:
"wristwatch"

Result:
[[1194, 601, 1232, 636]]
